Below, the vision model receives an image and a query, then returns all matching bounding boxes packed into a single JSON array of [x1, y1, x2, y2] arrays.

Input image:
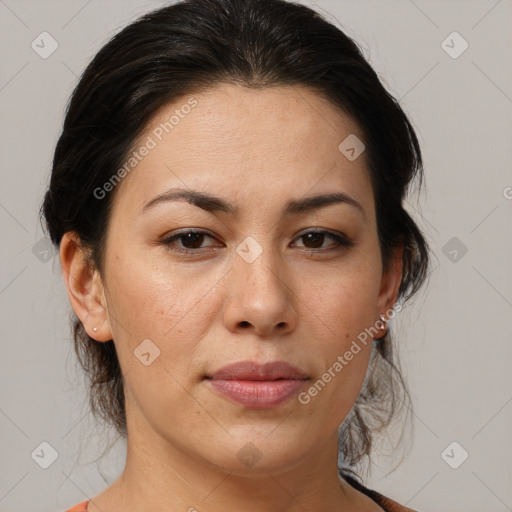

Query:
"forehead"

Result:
[[112, 83, 373, 217]]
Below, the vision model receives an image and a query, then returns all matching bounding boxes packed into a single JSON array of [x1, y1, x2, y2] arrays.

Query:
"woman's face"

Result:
[[79, 84, 401, 474]]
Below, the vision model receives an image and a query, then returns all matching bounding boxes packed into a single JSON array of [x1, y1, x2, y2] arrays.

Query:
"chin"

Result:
[[202, 430, 314, 475]]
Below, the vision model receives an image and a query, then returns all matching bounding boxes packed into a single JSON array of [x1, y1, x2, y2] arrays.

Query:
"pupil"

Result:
[[183, 233, 203, 248], [304, 232, 323, 248]]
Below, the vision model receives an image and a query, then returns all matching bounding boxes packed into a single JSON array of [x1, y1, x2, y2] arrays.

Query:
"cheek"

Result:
[[314, 282, 375, 384], [303, 257, 381, 341], [105, 246, 210, 334], [299, 280, 376, 427], [103, 258, 217, 438], [297, 262, 380, 409], [102, 250, 222, 386]]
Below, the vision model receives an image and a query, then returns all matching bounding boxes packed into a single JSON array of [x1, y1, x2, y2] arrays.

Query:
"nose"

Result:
[[222, 242, 298, 337]]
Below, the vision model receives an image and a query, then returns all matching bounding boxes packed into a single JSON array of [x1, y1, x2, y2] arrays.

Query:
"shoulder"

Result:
[[64, 500, 89, 512]]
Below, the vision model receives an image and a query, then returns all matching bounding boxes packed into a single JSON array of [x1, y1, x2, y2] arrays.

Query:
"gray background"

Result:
[[1, 0, 511, 511]]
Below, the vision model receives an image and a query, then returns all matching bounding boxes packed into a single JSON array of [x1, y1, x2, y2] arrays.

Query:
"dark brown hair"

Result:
[[40, 0, 430, 482]]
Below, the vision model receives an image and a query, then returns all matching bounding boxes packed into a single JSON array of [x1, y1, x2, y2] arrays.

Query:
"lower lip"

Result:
[[207, 379, 308, 408]]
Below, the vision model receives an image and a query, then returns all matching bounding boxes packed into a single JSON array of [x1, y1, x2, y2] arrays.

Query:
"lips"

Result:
[[207, 360, 309, 381], [205, 360, 309, 409]]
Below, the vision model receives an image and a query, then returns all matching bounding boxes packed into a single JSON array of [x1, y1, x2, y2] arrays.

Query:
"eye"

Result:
[[292, 229, 354, 252], [160, 229, 220, 254]]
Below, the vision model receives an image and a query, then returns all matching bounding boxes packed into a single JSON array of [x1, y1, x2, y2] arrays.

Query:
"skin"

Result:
[[60, 83, 403, 512]]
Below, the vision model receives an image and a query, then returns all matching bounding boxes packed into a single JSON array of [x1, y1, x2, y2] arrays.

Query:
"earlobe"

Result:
[[59, 232, 112, 342]]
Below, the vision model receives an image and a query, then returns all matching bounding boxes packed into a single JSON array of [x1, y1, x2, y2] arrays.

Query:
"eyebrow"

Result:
[[141, 188, 367, 221]]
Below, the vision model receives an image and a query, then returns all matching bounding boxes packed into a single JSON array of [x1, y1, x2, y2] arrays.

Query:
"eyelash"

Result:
[[159, 229, 355, 255]]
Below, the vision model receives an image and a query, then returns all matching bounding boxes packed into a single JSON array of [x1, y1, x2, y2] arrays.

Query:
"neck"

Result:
[[89, 415, 362, 512]]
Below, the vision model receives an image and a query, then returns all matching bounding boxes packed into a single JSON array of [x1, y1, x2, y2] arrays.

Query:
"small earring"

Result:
[[93, 327, 98, 332], [378, 315, 388, 338]]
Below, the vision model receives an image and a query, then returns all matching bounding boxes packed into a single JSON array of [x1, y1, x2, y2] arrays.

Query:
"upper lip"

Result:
[[207, 360, 309, 381]]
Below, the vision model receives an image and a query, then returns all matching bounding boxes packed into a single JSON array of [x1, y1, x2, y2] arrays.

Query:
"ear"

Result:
[[59, 232, 112, 342], [376, 244, 404, 317]]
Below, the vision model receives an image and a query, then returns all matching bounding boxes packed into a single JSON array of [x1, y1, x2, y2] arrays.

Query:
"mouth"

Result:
[[206, 360, 309, 381], [204, 360, 309, 409]]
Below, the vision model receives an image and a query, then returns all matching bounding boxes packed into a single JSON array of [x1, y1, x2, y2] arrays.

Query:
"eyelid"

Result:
[[160, 228, 219, 249]]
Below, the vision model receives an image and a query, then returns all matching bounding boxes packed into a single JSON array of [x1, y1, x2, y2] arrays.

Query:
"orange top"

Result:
[[64, 502, 88, 512], [64, 481, 417, 512]]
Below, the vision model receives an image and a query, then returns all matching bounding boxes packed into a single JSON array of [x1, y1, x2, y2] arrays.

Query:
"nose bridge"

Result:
[[224, 234, 296, 335], [236, 234, 287, 300]]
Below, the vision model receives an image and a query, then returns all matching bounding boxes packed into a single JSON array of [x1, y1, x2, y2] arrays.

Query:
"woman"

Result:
[[41, 0, 430, 510]]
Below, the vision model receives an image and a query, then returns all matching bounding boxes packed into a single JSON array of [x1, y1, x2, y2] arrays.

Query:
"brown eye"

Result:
[[176, 232, 207, 249], [161, 230, 219, 254], [293, 230, 354, 251]]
